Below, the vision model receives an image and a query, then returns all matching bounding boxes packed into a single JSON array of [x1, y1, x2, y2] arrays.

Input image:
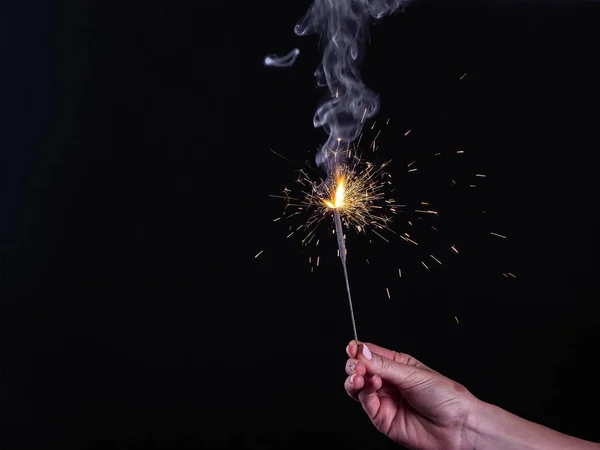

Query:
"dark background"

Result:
[[2, 1, 599, 449]]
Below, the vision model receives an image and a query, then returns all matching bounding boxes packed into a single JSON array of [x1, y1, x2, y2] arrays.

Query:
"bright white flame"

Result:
[[323, 176, 346, 209]]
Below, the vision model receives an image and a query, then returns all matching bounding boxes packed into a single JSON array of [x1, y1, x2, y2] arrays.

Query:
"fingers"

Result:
[[347, 340, 432, 372], [345, 358, 367, 377], [344, 356, 368, 402], [346, 340, 358, 359], [344, 374, 365, 401], [357, 343, 434, 391], [358, 374, 383, 419], [350, 340, 399, 361], [346, 372, 385, 420], [366, 342, 430, 370]]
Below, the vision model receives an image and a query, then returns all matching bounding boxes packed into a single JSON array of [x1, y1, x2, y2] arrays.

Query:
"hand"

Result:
[[344, 341, 477, 450]]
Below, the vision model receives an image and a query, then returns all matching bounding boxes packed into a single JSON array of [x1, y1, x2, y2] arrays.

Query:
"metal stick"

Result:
[[334, 209, 359, 344]]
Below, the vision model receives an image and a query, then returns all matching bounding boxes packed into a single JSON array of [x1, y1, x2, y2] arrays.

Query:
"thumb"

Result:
[[358, 343, 432, 391]]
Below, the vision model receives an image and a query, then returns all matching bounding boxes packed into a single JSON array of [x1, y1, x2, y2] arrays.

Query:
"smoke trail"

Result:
[[295, 0, 410, 171], [265, 2, 409, 343], [264, 48, 300, 68]]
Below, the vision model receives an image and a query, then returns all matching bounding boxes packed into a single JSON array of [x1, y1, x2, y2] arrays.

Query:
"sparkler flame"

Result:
[[323, 174, 346, 209], [292, 148, 395, 242], [277, 145, 397, 346]]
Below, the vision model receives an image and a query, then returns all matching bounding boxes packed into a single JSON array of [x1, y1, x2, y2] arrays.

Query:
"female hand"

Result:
[[344, 341, 477, 450]]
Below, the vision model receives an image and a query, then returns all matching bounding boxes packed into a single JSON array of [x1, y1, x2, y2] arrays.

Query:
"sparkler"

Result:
[[284, 148, 396, 243], [334, 208, 357, 343], [265, 1, 412, 341], [264, 1, 518, 340], [267, 127, 518, 338], [281, 145, 397, 343]]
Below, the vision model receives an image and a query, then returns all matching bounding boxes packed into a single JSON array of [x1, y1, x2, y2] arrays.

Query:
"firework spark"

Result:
[[281, 147, 396, 247], [276, 144, 397, 343], [268, 127, 516, 331]]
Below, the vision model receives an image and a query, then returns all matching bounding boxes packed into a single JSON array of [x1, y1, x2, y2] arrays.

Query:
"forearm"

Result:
[[465, 399, 600, 450]]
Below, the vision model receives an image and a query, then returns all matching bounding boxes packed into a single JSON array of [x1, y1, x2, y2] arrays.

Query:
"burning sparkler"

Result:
[[279, 145, 397, 343], [266, 0, 411, 341], [265, 1, 518, 342], [330, 178, 358, 343], [285, 147, 396, 243]]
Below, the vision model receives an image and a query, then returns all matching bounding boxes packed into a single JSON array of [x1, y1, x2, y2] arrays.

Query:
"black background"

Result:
[[2, 1, 599, 449]]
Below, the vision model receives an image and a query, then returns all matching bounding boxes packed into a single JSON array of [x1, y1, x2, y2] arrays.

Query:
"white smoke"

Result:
[[266, 0, 410, 171], [264, 48, 300, 68]]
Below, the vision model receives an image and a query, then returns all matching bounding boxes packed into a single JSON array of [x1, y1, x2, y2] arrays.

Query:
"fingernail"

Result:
[[361, 344, 372, 360], [349, 374, 356, 385], [348, 361, 357, 373], [345, 345, 351, 358]]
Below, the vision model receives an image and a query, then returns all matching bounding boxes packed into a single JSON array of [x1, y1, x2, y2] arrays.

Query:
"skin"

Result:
[[344, 341, 600, 450], [344, 340, 475, 450]]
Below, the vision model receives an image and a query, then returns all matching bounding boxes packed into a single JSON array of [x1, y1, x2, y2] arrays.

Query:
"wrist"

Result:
[[462, 398, 535, 450], [462, 399, 505, 450], [462, 398, 491, 450], [462, 398, 600, 450], [462, 398, 529, 450]]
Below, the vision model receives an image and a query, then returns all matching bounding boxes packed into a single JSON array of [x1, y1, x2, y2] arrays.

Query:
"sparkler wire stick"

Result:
[[333, 208, 359, 344], [282, 150, 394, 343]]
